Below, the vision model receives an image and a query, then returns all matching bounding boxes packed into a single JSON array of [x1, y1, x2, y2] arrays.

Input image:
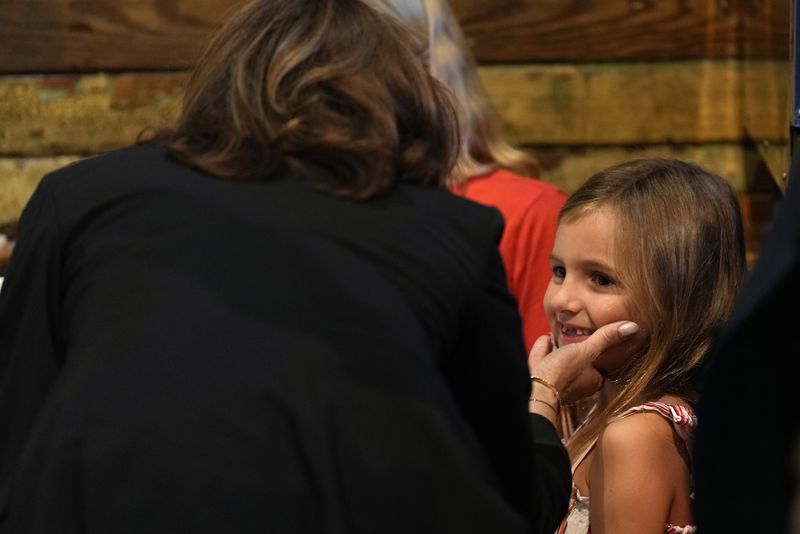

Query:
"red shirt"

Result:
[[453, 168, 566, 352]]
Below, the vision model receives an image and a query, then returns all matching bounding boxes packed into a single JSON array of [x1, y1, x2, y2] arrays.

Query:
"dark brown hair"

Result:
[[153, 0, 459, 198]]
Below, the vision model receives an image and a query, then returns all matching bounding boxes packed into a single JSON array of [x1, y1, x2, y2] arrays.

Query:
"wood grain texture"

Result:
[[454, 0, 734, 62], [0, 155, 80, 223], [478, 59, 790, 144], [0, 0, 247, 73], [0, 0, 789, 73], [457, 0, 790, 63], [0, 73, 183, 155], [741, 0, 791, 60], [532, 142, 781, 194], [0, 61, 788, 156]]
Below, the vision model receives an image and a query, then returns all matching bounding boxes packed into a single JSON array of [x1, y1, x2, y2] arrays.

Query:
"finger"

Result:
[[563, 367, 605, 404], [582, 321, 639, 361], [527, 334, 552, 368]]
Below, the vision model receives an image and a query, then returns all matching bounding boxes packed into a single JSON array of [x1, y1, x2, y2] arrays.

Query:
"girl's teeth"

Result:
[[561, 326, 591, 336]]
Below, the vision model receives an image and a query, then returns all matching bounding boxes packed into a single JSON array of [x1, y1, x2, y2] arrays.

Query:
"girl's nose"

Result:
[[548, 279, 582, 314]]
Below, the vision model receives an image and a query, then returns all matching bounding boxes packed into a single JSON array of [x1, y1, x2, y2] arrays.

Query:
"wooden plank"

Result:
[[481, 59, 789, 145], [469, 0, 789, 63], [741, 0, 791, 61], [454, 0, 737, 62], [742, 49, 792, 142], [0, 0, 789, 73], [737, 192, 780, 266], [0, 155, 81, 223], [0, 60, 789, 156], [532, 142, 777, 195], [0, 0, 247, 73], [0, 73, 183, 155]]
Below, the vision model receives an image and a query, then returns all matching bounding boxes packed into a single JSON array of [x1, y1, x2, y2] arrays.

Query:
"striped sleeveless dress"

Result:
[[556, 402, 697, 534]]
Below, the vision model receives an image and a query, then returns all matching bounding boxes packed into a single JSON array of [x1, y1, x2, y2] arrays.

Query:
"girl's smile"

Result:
[[544, 206, 644, 373]]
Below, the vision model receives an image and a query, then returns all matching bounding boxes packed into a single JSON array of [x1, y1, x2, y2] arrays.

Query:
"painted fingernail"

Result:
[[618, 322, 639, 336]]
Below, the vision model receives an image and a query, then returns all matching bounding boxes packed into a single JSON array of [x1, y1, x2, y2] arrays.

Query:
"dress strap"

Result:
[[609, 402, 697, 444], [569, 402, 696, 473]]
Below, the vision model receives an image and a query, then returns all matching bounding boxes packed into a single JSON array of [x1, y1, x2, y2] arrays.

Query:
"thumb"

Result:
[[527, 334, 553, 369], [581, 321, 639, 361]]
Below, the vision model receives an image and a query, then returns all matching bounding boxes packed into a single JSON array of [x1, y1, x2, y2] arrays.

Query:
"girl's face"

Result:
[[544, 206, 645, 373]]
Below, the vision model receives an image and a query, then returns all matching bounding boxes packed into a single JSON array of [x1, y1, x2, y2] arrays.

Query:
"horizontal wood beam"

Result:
[[454, 0, 784, 63], [0, 0, 789, 73], [0, 0, 246, 74], [482, 59, 790, 145], [0, 73, 183, 155], [531, 143, 785, 195], [0, 60, 789, 157]]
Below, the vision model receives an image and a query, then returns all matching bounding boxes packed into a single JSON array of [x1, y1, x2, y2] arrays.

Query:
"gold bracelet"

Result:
[[530, 375, 562, 407], [531, 397, 559, 415]]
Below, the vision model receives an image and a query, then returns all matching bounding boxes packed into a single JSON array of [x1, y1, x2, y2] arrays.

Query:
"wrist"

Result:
[[530, 375, 562, 419], [530, 376, 562, 405]]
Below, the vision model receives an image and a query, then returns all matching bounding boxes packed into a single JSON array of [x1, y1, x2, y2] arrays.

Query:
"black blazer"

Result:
[[0, 144, 570, 533]]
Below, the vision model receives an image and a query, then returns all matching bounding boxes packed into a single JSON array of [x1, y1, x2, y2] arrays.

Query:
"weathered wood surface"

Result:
[[0, 73, 183, 155], [481, 60, 789, 145], [0, 0, 246, 73], [0, 60, 789, 157], [738, 191, 780, 264], [454, 0, 787, 62], [0, 0, 789, 73], [0, 156, 80, 224], [534, 142, 782, 195], [741, 0, 790, 60]]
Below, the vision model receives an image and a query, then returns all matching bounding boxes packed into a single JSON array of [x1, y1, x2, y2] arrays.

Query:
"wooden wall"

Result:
[[0, 0, 793, 270]]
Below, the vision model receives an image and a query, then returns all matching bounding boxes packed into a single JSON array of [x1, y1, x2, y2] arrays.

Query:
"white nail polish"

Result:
[[618, 322, 639, 336]]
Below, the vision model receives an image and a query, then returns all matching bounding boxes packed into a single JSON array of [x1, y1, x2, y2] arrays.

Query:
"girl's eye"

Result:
[[592, 273, 615, 287], [552, 265, 566, 279]]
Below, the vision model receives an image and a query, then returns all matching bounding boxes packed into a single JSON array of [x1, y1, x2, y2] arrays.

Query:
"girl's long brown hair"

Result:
[[152, 0, 459, 199], [563, 159, 747, 462]]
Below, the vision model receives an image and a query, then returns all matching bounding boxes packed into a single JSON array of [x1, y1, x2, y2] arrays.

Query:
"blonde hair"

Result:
[[563, 159, 746, 462], [363, 0, 539, 185]]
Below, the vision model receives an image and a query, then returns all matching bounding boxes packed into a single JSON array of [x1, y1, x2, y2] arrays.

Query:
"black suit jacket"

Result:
[[0, 144, 570, 533]]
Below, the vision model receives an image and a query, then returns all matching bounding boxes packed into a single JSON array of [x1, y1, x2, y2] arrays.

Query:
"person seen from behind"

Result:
[[0, 0, 635, 532]]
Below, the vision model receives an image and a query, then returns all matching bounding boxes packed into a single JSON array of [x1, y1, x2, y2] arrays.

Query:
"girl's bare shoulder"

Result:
[[596, 405, 692, 475]]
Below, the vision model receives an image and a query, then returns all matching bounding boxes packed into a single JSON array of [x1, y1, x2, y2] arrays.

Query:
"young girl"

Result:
[[530, 159, 746, 533]]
